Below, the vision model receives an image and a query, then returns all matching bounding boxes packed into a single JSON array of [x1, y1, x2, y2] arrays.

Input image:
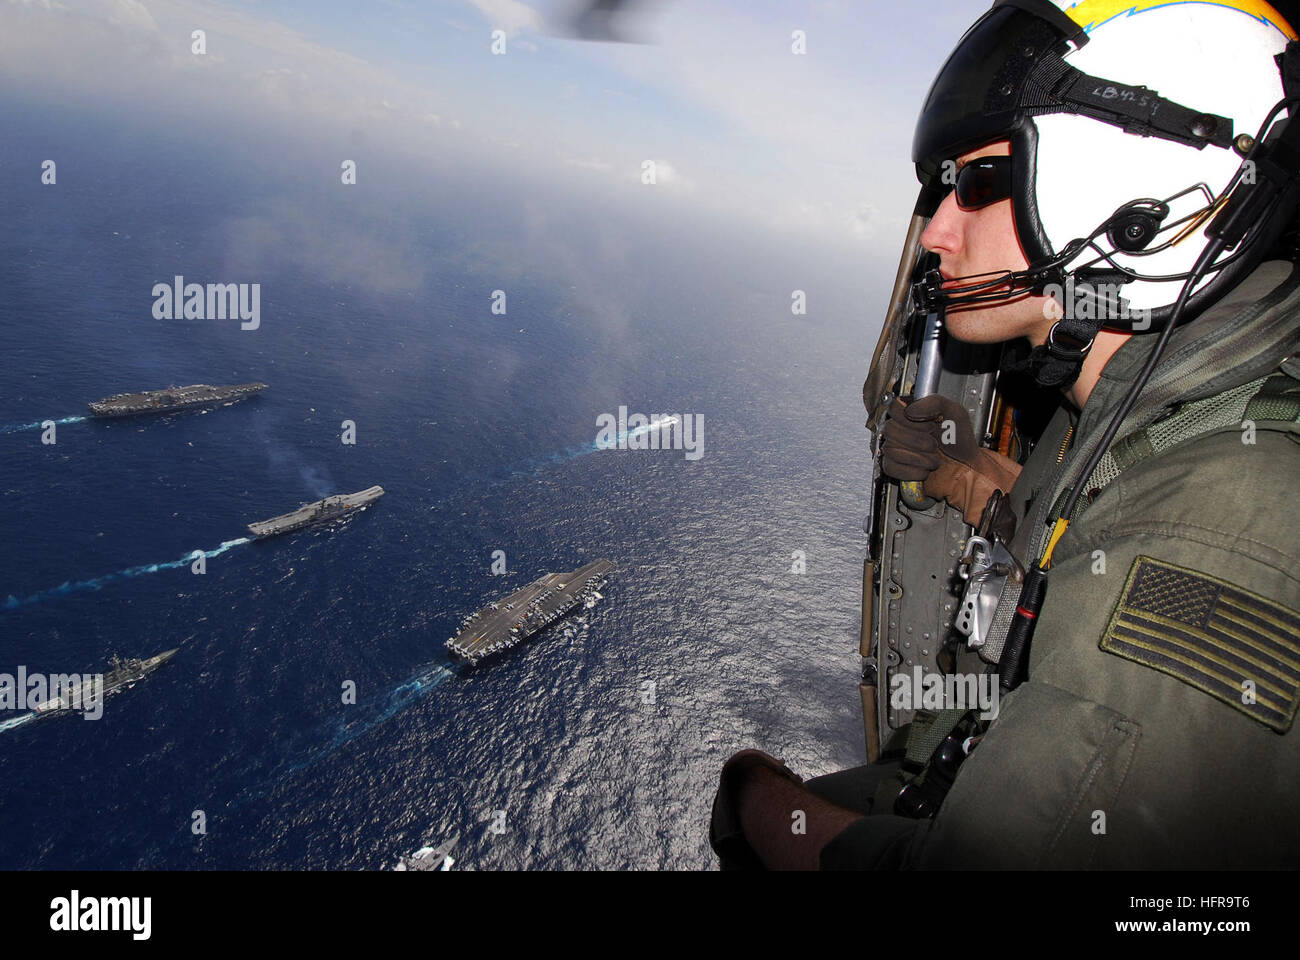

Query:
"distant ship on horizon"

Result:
[[88, 382, 266, 418], [247, 485, 385, 539]]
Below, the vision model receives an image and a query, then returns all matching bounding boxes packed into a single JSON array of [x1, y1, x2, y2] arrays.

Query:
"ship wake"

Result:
[[502, 417, 682, 478], [0, 713, 37, 735], [317, 663, 456, 762], [231, 660, 458, 807], [3, 538, 252, 612], [0, 415, 87, 435]]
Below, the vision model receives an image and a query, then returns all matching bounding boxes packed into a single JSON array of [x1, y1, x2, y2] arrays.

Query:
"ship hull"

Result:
[[247, 485, 385, 539], [446, 560, 614, 665], [30, 649, 178, 714], [88, 382, 266, 418]]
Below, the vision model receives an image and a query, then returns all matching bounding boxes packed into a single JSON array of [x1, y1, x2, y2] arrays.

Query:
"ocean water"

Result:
[[0, 100, 881, 869]]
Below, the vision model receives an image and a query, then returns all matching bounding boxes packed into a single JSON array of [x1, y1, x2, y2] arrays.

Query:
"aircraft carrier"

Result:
[[446, 559, 614, 666], [31, 648, 178, 715], [88, 382, 267, 417], [247, 485, 385, 539]]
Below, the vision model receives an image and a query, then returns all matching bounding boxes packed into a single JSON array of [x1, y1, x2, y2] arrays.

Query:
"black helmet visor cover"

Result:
[[913, 3, 1080, 181], [911, 1, 1085, 260]]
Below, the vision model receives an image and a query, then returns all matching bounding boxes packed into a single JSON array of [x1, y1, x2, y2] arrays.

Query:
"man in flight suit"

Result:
[[710, 0, 1300, 869]]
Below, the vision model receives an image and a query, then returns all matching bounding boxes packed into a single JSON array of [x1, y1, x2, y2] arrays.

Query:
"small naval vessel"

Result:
[[31, 648, 178, 715], [446, 559, 614, 666], [393, 833, 459, 871], [247, 485, 385, 539], [88, 382, 266, 418]]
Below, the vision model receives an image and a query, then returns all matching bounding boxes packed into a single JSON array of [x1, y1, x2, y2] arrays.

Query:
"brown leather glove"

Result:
[[880, 395, 1021, 527]]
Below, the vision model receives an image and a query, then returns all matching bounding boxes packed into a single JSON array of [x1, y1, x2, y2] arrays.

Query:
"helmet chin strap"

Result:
[[911, 188, 1229, 389], [1001, 318, 1095, 389], [914, 257, 1120, 389]]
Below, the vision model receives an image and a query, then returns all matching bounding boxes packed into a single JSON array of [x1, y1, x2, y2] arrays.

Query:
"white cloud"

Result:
[[103, 0, 158, 32], [465, 0, 541, 35], [560, 153, 613, 174], [552, 0, 986, 248], [650, 161, 694, 191], [0, 0, 471, 146], [219, 198, 429, 296], [849, 201, 881, 238], [0, 0, 982, 258]]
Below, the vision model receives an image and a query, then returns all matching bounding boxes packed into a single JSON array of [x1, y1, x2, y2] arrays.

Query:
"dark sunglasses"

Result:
[[952, 155, 1013, 210]]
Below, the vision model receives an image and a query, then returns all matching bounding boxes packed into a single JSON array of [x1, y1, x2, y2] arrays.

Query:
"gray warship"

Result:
[[446, 559, 614, 666], [31, 648, 178, 715], [88, 382, 267, 418], [247, 485, 385, 539], [393, 833, 459, 871]]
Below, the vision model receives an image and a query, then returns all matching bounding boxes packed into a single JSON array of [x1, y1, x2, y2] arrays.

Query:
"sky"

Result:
[[0, 0, 994, 263]]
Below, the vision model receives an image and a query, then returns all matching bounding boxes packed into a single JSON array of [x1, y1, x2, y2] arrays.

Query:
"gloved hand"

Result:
[[880, 395, 1022, 527]]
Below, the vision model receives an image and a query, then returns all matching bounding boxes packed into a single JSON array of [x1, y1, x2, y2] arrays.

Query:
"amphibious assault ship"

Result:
[[31, 648, 178, 714], [247, 485, 385, 539], [446, 559, 614, 666], [88, 382, 267, 418]]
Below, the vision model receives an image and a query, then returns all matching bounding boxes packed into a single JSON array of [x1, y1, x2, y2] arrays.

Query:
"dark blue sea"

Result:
[[0, 97, 883, 869]]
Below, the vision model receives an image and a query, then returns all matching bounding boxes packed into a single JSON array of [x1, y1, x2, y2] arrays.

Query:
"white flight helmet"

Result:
[[912, 0, 1299, 382]]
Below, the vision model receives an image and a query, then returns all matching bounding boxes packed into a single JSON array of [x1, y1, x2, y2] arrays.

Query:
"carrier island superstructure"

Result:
[[446, 560, 614, 666], [88, 382, 266, 417], [247, 486, 385, 539]]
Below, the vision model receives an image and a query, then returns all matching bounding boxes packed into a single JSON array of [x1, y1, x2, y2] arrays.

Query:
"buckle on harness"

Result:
[[894, 714, 982, 819], [955, 535, 1024, 650], [1046, 320, 1094, 361]]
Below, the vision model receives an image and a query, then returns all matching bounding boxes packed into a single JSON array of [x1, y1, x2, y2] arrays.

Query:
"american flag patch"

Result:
[[1100, 556, 1300, 733]]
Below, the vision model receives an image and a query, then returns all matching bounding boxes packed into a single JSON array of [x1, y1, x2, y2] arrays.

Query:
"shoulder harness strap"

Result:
[[1050, 357, 1300, 523]]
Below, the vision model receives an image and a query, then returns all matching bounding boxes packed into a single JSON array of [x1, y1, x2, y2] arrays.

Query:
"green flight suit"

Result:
[[818, 259, 1300, 869]]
